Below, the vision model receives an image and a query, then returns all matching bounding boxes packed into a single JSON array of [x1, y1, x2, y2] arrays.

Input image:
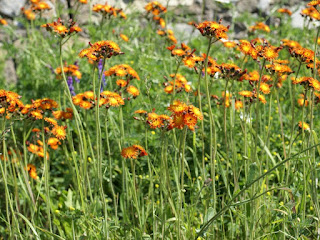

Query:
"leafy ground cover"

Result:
[[1, 0, 320, 239]]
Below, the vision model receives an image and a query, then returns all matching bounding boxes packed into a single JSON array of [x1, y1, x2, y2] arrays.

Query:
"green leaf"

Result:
[[65, 188, 73, 208]]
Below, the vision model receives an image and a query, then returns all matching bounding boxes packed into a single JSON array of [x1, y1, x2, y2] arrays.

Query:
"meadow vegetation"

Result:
[[1, 0, 320, 239]]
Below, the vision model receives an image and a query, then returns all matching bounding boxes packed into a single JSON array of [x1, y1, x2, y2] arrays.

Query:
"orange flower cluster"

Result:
[[93, 2, 127, 19], [292, 76, 320, 91], [0, 90, 69, 146], [21, 0, 51, 21], [52, 108, 73, 120], [55, 64, 82, 79], [135, 101, 203, 131], [22, 8, 36, 20], [0, 18, 8, 25], [79, 40, 122, 62], [167, 43, 192, 57], [157, 29, 177, 44], [220, 92, 243, 110], [72, 91, 125, 109], [145, 1, 167, 16], [145, 2, 167, 28], [121, 145, 148, 159], [265, 62, 293, 74], [78, 0, 88, 4], [277, 8, 292, 16], [240, 70, 260, 82], [301, 6, 320, 21], [281, 39, 302, 49], [238, 90, 267, 104], [287, 46, 314, 64], [101, 91, 126, 106], [27, 143, 49, 159], [144, 111, 171, 129], [195, 20, 229, 39], [164, 74, 192, 94], [306, 60, 320, 77], [105, 64, 140, 80], [0, 90, 24, 118], [218, 63, 246, 80], [238, 40, 282, 62], [167, 100, 203, 131], [249, 22, 270, 33], [104, 64, 140, 97], [42, 19, 82, 38], [308, 0, 320, 7], [26, 164, 38, 179]]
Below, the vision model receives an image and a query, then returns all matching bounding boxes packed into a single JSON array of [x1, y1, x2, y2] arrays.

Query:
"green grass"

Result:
[[1, 1, 320, 239]]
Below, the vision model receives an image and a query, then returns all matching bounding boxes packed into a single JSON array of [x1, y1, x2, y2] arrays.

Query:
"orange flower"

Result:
[[52, 125, 66, 140], [121, 145, 148, 159], [30, 110, 43, 120], [184, 113, 198, 131], [116, 79, 128, 87], [277, 8, 292, 16], [260, 82, 271, 94], [299, 121, 310, 130], [44, 117, 58, 126], [222, 40, 237, 48], [249, 22, 270, 33], [33, 1, 51, 11], [127, 85, 139, 97], [239, 91, 253, 98], [26, 164, 38, 179], [134, 109, 147, 114], [0, 18, 8, 25], [235, 100, 243, 110], [27, 144, 39, 154], [47, 137, 61, 150], [120, 34, 129, 42]]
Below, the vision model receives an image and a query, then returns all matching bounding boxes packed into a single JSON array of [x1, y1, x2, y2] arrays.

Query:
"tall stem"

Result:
[[203, 37, 217, 215]]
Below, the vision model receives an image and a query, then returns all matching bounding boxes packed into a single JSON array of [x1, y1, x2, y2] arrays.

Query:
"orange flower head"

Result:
[[121, 146, 138, 159], [52, 125, 66, 140], [239, 90, 253, 98], [127, 85, 139, 97], [299, 121, 310, 130]]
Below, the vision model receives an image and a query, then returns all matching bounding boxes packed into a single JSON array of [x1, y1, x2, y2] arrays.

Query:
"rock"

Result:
[[169, 23, 200, 43], [4, 59, 17, 85], [0, 0, 26, 18]]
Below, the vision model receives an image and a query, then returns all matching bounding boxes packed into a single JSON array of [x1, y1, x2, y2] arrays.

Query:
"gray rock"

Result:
[[4, 59, 17, 85], [0, 0, 26, 18]]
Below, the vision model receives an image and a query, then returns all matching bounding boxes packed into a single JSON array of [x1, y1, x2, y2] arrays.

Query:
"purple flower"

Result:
[[98, 59, 106, 92], [67, 76, 75, 96]]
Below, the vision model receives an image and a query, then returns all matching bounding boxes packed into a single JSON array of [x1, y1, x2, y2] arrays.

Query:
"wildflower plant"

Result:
[[2, 1, 320, 239]]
